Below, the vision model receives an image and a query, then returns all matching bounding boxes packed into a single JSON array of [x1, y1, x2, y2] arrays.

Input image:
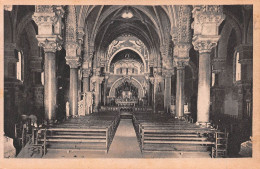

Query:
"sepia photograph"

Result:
[[1, 0, 259, 169]]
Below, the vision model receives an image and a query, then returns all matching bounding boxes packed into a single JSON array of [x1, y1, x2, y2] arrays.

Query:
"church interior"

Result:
[[3, 5, 253, 158]]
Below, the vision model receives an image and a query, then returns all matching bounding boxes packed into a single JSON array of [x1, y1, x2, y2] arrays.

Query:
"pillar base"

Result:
[[196, 122, 211, 128], [175, 116, 185, 120], [44, 119, 56, 126]]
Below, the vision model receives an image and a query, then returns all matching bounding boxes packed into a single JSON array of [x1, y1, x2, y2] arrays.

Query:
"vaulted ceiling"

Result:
[[76, 5, 179, 58]]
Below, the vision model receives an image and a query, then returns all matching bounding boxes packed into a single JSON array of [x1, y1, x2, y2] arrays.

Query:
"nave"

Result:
[[4, 5, 253, 159]]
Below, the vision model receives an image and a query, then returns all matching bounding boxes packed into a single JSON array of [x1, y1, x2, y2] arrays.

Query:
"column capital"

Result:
[[174, 43, 191, 58], [77, 27, 85, 44], [174, 57, 189, 69], [104, 73, 110, 80], [153, 67, 162, 77], [37, 35, 63, 53], [192, 5, 225, 36], [149, 77, 155, 84], [33, 7, 56, 35], [154, 74, 164, 82], [82, 69, 92, 78], [162, 69, 174, 78], [144, 73, 150, 80], [66, 56, 80, 69], [192, 35, 220, 53], [65, 42, 79, 56], [33, 12, 56, 26], [91, 76, 104, 84]]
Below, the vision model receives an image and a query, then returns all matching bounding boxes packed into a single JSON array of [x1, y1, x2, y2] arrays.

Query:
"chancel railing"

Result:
[[115, 97, 138, 106]]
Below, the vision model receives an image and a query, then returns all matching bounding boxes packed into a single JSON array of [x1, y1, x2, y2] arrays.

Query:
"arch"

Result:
[[109, 77, 145, 98], [187, 60, 197, 80], [16, 12, 34, 44], [108, 47, 147, 73], [218, 16, 242, 60]]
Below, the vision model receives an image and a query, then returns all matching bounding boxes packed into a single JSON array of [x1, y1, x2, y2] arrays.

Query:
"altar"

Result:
[[115, 98, 138, 106]]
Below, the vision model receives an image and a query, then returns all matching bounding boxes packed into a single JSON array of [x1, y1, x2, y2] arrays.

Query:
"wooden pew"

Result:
[[35, 112, 120, 154], [132, 112, 216, 153]]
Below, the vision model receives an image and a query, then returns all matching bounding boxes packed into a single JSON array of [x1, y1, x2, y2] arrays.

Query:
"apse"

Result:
[[110, 49, 144, 75]]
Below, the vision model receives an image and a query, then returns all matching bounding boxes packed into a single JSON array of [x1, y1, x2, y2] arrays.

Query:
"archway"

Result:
[[109, 77, 145, 98]]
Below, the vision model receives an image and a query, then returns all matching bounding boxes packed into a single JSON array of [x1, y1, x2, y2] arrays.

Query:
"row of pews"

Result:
[[32, 111, 120, 156], [132, 112, 227, 157]]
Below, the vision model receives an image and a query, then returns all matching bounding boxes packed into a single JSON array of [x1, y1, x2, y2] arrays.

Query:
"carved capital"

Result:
[[173, 57, 189, 69], [77, 27, 85, 44], [149, 77, 155, 84], [37, 35, 63, 53], [32, 12, 56, 24], [91, 76, 104, 85], [192, 35, 220, 53], [99, 77, 104, 84], [65, 42, 79, 57], [192, 5, 225, 36], [174, 43, 191, 58], [32, 13, 56, 35], [162, 69, 174, 78], [66, 56, 80, 69], [89, 46, 95, 59], [153, 74, 164, 82], [104, 73, 110, 80], [82, 69, 92, 78], [33, 5, 64, 41], [35, 5, 53, 13]]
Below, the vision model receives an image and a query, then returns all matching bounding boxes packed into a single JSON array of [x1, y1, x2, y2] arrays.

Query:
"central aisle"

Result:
[[106, 118, 142, 158]]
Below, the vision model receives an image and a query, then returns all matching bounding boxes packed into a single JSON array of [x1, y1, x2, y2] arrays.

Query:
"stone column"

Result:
[[98, 77, 104, 107], [103, 74, 109, 105], [91, 76, 104, 112], [176, 66, 185, 118], [45, 50, 57, 121], [82, 69, 91, 115], [66, 60, 80, 117], [149, 77, 156, 113], [33, 5, 64, 124], [145, 74, 150, 106], [152, 70, 164, 113], [163, 70, 173, 113], [174, 44, 191, 118], [192, 5, 225, 125], [82, 69, 91, 92], [65, 5, 80, 117]]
